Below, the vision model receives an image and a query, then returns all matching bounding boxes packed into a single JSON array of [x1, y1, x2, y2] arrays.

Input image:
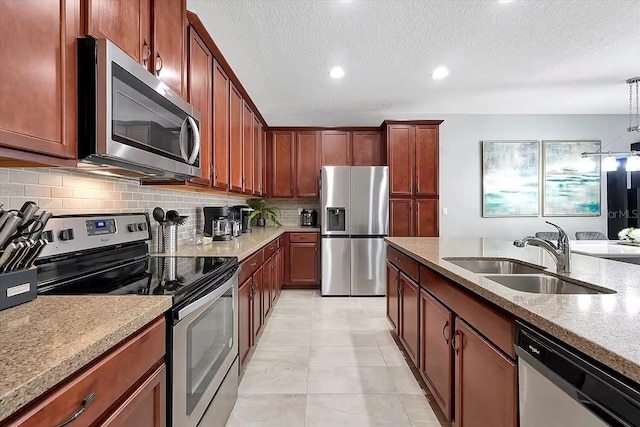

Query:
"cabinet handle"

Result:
[[250, 262, 257, 267], [441, 321, 449, 345], [142, 40, 151, 66], [452, 330, 461, 355], [54, 392, 95, 427], [155, 53, 163, 75], [395, 256, 402, 262]]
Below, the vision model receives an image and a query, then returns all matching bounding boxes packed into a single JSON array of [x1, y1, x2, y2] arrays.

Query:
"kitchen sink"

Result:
[[443, 258, 544, 275], [483, 274, 615, 295]]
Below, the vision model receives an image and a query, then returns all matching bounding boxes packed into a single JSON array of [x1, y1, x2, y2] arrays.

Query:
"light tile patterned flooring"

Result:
[[226, 289, 445, 427]]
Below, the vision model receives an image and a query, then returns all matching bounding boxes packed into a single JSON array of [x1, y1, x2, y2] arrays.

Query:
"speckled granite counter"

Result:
[[0, 296, 172, 421], [386, 237, 640, 384], [153, 226, 320, 261]]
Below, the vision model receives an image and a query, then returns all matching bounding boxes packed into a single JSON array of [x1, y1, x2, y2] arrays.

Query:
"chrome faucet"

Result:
[[513, 221, 571, 274]]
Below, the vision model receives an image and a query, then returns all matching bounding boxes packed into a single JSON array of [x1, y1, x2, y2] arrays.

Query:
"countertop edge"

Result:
[[384, 240, 640, 384], [0, 297, 172, 421]]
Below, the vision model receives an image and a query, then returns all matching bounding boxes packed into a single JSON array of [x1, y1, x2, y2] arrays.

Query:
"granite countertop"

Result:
[[0, 296, 172, 421], [571, 240, 640, 258], [385, 237, 640, 384], [153, 226, 320, 261]]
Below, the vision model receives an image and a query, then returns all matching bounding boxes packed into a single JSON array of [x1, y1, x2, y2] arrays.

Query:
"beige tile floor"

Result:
[[226, 289, 446, 427]]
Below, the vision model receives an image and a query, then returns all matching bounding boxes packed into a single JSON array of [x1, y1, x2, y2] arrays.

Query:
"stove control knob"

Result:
[[137, 223, 147, 231], [59, 228, 75, 241], [127, 224, 136, 232]]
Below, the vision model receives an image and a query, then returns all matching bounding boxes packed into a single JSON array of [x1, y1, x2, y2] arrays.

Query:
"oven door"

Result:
[[172, 270, 239, 427]]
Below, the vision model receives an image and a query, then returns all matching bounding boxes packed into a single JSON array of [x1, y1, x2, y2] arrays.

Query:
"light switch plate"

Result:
[[442, 208, 448, 216]]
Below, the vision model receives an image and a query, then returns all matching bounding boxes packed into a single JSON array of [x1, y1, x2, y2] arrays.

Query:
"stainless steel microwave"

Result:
[[77, 37, 201, 180]]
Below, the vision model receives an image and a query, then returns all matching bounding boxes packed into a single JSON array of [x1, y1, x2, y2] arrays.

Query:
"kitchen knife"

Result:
[[0, 213, 23, 249], [0, 242, 24, 272], [28, 211, 52, 241], [21, 239, 48, 269], [0, 210, 11, 232], [6, 242, 32, 272], [18, 201, 39, 227]]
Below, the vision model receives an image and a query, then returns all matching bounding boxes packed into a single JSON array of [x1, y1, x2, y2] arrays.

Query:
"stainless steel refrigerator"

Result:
[[321, 166, 389, 296]]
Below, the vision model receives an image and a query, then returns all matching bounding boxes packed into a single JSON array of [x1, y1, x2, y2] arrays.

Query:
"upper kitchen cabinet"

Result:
[[253, 117, 263, 196], [296, 131, 320, 198], [415, 125, 439, 196], [387, 125, 414, 196], [352, 131, 383, 166], [243, 102, 254, 194], [269, 131, 295, 198], [212, 60, 230, 190], [229, 84, 243, 192], [86, 0, 187, 96], [0, 0, 80, 162], [186, 26, 212, 187], [321, 131, 351, 166]]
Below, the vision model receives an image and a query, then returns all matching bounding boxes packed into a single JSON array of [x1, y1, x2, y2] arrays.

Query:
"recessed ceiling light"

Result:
[[431, 66, 449, 80], [329, 66, 345, 79]]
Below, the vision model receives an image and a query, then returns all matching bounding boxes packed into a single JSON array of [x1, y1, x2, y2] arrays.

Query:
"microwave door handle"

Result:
[[179, 117, 190, 163], [186, 116, 200, 165]]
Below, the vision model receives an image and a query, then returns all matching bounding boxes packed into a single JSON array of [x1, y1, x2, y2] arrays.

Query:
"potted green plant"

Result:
[[246, 198, 281, 227]]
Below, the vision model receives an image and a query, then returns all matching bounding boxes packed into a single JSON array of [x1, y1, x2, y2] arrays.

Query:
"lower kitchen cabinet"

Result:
[[390, 199, 413, 237], [420, 289, 453, 421], [287, 233, 319, 286], [390, 198, 439, 237], [239, 277, 252, 366], [386, 261, 400, 332], [252, 265, 264, 342], [399, 272, 419, 366], [454, 319, 517, 427], [263, 255, 275, 317]]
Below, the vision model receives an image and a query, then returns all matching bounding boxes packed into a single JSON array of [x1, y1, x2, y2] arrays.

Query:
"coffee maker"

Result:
[[203, 206, 233, 241], [232, 205, 254, 233]]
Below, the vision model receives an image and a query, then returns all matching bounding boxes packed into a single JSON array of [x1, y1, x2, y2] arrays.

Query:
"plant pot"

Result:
[[256, 217, 266, 227]]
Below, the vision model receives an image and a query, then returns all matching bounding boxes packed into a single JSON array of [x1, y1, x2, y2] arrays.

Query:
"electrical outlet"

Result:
[[442, 208, 448, 216], [298, 208, 303, 215]]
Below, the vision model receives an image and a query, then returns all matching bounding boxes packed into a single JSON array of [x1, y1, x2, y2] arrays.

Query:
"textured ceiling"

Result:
[[187, 0, 640, 126]]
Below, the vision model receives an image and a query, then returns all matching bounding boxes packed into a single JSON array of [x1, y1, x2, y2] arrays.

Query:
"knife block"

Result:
[[0, 266, 37, 312]]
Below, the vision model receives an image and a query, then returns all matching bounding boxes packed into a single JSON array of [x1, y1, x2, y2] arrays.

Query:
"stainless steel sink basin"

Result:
[[483, 275, 615, 295], [443, 258, 544, 275]]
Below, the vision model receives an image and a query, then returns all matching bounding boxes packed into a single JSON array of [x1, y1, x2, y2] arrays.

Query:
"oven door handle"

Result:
[[177, 269, 239, 321]]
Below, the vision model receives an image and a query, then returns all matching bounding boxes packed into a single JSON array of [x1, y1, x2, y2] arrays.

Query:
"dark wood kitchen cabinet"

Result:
[[243, 103, 254, 194], [253, 117, 263, 196], [270, 132, 295, 198], [263, 255, 274, 318], [287, 233, 319, 286], [352, 131, 383, 166], [386, 262, 400, 333], [420, 289, 453, 421], [454, 319, 517, 427], [415, 126, 439, 196], [416, 199, 438, 237], [229, 85, 243, 192], [186, 26, 212, 187], [390, 198, 438, 237], [390, 199, 413, 237], [321, 131, 351, 166], [239, 277, 252, 367], [296, 131, 320, 197], [252, 265, 264, 342], [399, 272, 419, 366], [0, 0, 79, 161], [152, 0, 186, 96], [387, 125, 414, 196], [212, 60, 230, 190]]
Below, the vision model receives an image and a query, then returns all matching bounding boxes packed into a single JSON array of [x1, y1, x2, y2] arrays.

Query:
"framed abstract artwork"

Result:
[[482, 141, 540, 217], [543, 140, 601, 217]]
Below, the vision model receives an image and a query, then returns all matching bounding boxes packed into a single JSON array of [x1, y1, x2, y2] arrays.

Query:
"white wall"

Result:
[[438, 114, 636, 239]]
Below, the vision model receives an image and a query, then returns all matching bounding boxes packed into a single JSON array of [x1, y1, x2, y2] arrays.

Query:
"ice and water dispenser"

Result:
[[326, 207, 346, 232]]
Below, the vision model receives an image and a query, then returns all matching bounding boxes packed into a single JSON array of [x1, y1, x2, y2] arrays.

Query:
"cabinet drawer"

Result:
[[264, 238, 278, 260], [387, 246, 419, 282], [240, 249, 264, 284], [420, 266, 515, 358], [7, 317, 166, 427], [289, 232, 318, 243]]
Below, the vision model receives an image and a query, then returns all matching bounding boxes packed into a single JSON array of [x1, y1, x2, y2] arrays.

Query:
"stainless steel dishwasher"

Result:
[[516, 322, 640, 427]]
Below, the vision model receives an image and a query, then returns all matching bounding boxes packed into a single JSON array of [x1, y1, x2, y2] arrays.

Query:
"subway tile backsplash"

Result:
[[0, 168, 318, 246]]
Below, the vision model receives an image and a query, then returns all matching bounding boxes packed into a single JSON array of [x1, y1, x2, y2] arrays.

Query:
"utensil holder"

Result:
[[158, 223, 178, 253], [0, 266, 37, 312]]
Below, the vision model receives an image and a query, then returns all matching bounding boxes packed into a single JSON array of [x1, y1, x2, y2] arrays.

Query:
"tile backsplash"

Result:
[[0, 168, 317, 246]]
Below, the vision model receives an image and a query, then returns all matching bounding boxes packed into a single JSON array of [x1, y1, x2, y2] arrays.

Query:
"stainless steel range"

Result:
[[35, 213, 239, 427]]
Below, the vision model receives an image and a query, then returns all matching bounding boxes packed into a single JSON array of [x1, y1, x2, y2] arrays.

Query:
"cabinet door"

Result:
[[262, 127, 268, 197], [399, 273, 419, 365], [0, 0, 79, 159], [420, 289, 453, 421], [243, 103, 254, 194], [454, 319, 517, 427], [388, 125, 414, 196], [321, 131, 351, 166], [416, 199, 439, 237], [271, 132, 295, 197], [274, 248, 281, 301], [289, 243, 318, 284], [386, 262, 399, 333], [229, 85, 243, 192], [212, 61, 229, 190], [187, 27, 211, 186], [153, 0, 186, 96], [278, 247, 285, 296], [252, 267, 264, 341], [352, 131, 382, 166], [390, 199, 414, 237], [239, 277, 252, 367], [262, 257, 273, 317], [296, 131, 320, 197], [100, 364, 166, 427], [253, 118, 263, 196], [415, 126, 438, 196], [86, 0, 151, 67]]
